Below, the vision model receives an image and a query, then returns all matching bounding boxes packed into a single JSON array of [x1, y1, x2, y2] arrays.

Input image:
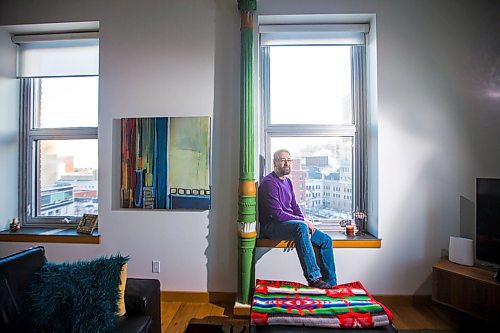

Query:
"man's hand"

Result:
[[304, 219, 315, 235]]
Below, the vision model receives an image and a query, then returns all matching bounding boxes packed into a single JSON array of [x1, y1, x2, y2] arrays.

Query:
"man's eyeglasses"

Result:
[[278, 159, 293, 164]]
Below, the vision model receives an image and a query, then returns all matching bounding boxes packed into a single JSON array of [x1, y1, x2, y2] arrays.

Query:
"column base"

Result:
[[233, 301, 251, 318]]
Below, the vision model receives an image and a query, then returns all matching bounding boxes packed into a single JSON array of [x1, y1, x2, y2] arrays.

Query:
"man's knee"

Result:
[[315, 231, 333, 248], [294, 222, 309, 236], [324, 236, 333, 248]]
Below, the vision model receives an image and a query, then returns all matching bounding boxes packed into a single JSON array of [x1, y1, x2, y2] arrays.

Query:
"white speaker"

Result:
[[449, 236, 474, 266]]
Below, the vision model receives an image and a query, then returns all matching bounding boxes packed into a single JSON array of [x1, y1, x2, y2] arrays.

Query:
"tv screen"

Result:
[[476, 178, 500, 267]]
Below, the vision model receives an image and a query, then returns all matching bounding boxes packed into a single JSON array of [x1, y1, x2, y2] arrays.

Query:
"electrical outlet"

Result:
[[152, 260, 160, 273]]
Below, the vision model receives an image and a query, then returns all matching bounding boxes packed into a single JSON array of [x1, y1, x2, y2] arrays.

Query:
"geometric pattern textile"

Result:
[[251, 279, 393, 329]]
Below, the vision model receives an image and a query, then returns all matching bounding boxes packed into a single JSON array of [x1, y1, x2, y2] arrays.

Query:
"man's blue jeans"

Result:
[[260, 220, 337, 286]]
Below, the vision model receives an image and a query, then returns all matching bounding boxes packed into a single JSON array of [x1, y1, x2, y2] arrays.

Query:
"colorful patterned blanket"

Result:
[[251, 280, 393, 329]]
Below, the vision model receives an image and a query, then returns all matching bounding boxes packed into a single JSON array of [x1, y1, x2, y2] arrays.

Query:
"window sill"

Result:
[[256, 231, 381, 248], [0, 227, 100, 244]]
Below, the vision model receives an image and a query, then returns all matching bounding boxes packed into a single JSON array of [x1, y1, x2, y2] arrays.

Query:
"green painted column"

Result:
[[236, 0, 257, 307]]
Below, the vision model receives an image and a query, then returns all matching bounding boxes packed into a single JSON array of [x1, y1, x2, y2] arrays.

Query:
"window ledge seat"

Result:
[[0, 228, 100, 244], [256, 231, 380, 248]]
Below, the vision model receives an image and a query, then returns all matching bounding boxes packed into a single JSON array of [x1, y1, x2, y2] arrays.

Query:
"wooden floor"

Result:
[[162, 301, 248, 333], [162, 298, 498, 333]]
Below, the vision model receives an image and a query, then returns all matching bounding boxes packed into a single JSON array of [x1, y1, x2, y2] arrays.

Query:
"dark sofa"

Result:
[[0, 246, 161, 333]]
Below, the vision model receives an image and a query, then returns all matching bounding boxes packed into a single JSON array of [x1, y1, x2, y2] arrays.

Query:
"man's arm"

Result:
[[288, 179, 315, 234], [289, 179, 304, 219]]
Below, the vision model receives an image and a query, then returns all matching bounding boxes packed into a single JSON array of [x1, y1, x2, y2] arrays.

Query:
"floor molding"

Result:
[[161, 291, 236, 303], [374, 294, 432, 306], [161, 291, 431, 307]]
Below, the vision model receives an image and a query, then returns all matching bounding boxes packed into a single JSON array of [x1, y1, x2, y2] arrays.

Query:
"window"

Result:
[[17, 33, 99, 226], [260, 23, 368, 234]]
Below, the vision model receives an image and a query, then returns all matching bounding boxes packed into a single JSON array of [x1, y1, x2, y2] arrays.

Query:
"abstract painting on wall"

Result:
[[121, 116, 211, 210]]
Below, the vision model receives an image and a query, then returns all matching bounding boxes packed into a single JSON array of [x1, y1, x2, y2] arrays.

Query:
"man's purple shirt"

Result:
[[258, 171, 304, 225]]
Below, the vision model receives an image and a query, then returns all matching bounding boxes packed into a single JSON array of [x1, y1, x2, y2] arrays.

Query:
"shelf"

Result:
[[432, 258, 500, 324], [0, 227, 100, 244], [256, 231, 381, 248]]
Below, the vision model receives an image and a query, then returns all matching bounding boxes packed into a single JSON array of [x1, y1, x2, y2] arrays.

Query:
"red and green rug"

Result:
[[251, 279, 393, 329]]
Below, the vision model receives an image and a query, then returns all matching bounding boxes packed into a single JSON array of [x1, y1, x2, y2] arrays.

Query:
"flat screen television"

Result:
[[476, 178, 500, 268]]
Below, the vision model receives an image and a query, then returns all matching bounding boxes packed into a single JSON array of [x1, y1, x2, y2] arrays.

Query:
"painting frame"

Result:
[[120, 116, 211, 211], [76, 214, 98, 234]]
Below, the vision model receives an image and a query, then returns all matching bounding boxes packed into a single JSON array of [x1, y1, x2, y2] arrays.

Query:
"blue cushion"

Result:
[[23, 254, 128, 333]]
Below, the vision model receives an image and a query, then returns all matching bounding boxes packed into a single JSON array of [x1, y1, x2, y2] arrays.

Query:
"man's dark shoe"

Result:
[[308, 278, 334, 289]]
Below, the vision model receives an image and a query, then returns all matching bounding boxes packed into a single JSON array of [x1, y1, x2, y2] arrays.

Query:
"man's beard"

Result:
[[278, 166, 291, 176]]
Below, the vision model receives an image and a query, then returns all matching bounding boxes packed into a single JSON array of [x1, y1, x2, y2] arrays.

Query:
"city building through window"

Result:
[[259, 22, 369, 234]]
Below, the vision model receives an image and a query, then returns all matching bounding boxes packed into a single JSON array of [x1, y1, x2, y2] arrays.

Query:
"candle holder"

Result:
[[354, 211, 367, 234]]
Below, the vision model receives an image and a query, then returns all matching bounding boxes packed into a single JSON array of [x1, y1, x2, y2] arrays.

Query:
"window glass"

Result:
[[270, 136, 353, 226], [261, 28, 368, 233], [37, 139, 98, 217], [35, 76, 98, 128], [269, 46, 352, 125], [18, 33, 100, 226]]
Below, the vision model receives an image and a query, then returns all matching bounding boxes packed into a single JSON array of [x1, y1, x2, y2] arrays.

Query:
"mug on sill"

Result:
[[345, 224, 355, 237]]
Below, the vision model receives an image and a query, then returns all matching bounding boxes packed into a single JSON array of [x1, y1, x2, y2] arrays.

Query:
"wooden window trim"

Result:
[[0, 227, 100, 244], [256, 231, 381, 248]]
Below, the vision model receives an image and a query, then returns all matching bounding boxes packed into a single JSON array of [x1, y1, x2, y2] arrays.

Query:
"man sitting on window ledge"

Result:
[[258, 149, 337, 289]]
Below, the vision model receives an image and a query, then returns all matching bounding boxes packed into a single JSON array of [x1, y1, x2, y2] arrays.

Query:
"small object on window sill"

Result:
[[76, 214, 98, 234], [345, 224, 355, 237], [340, 219, 351, 228], [354, 210, 368, 231], [10, 218, 21, 232]]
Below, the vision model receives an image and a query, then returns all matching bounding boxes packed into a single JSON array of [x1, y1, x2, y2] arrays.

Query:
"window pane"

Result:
[[35, 76, 98, 128], [269, 46, 352, 125], [270, 136, 353, 226], [37, 139, 98, 218]]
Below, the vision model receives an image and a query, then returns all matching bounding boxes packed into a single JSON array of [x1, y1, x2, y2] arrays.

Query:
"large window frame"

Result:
[[259, 24, 369, 232], [17, 33, 99, 227]]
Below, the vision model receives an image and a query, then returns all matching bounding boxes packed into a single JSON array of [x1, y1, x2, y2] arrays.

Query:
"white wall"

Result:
[[0, 0, 499, 295], [256, 0, 500, 294], [0, 0, 237, 293], [0, 29, 19, 232]]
